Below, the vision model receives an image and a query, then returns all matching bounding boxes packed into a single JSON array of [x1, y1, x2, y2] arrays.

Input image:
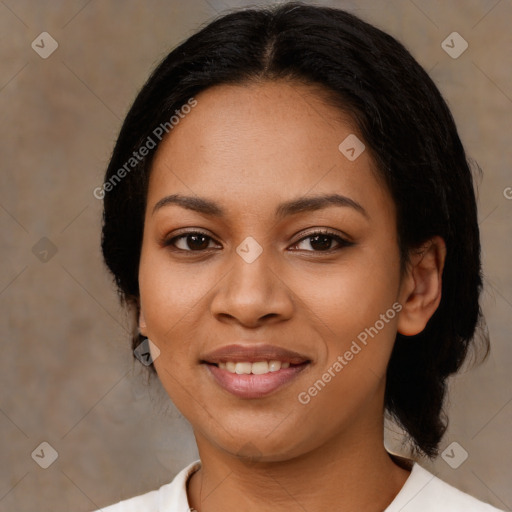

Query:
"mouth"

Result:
[[216, 360, 294, 374], [201, 344, 311, 399]]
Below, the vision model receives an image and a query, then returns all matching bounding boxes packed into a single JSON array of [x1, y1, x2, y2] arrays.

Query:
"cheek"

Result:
[[138, 248, 210, 333], [138, 253, 198, 385], [292, 249, 401, 335], [138, 251, 205, 412], [292, 250, 402, 400]]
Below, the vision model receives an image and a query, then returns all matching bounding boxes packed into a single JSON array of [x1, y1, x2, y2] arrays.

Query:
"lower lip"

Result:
[[206, 363, 309, 399]]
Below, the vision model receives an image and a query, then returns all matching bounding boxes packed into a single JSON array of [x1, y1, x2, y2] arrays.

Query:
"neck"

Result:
[[187, 422, 412, 512]]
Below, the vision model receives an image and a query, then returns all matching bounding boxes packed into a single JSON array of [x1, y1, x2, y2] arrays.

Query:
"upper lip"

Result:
[[201, 344, 310, 365]]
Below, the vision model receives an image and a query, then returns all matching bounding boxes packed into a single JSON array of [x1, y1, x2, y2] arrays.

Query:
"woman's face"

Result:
[[138, 80, 408, 461]]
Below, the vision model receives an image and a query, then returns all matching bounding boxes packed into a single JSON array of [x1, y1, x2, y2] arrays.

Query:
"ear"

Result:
[[138, 303, 148, 336], [397, 236, 446, 336]]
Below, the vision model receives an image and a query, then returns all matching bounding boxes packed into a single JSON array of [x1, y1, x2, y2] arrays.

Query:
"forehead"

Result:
[[147, 80, 392, 221]]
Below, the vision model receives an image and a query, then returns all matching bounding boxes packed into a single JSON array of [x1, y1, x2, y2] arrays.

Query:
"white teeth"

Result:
[[235, 362, 252, 375], [269, 360, 281, 372], [218, 360, 295, 375], [251, 361, 269, 375]]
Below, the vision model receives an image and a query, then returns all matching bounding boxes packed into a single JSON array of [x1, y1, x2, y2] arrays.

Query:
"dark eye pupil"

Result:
[[310, 235, 332, 251], [183, 234, 335, 251], [188, 234, 210, 251]]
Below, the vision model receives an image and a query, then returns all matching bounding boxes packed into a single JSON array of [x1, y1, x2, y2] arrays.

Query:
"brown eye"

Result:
[[291, 230, 353, 252], [308, 234, 336, 251], [165, 232, 218, 252]]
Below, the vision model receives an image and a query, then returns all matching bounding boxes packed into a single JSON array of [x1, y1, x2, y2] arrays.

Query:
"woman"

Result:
[[95, 2, 504, 511]]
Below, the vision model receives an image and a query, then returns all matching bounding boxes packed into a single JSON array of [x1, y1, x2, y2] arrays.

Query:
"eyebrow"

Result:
[[152, 192, 369, 219]]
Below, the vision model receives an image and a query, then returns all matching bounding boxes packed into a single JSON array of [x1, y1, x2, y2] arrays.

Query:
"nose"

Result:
[[210, 247, 294, 328]]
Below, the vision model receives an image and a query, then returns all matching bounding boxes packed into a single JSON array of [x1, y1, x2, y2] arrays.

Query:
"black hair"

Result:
[[100, 1, 488, 458]]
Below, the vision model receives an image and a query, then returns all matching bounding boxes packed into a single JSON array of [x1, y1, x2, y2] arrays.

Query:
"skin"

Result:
[[138, 80, 446, 512]]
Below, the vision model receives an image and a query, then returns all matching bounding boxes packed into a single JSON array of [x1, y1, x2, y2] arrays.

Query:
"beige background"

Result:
[[1, 1, 511, 510]]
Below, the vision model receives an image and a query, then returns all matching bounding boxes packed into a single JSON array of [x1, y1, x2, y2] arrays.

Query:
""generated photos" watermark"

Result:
[[93, 97, 197, 200], [298, 302, 402, 405]]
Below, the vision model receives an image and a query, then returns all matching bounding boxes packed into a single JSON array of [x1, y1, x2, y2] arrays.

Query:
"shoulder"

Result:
[[90, 460, 200, 512], [386, 462, 505, 512]]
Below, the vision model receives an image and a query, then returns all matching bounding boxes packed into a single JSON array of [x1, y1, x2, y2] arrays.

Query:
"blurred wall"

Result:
[[1, 1, 511, 510]]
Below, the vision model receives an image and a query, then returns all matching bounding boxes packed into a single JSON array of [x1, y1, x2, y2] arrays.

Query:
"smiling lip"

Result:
[[201, 343, 310, 365], [201, 344, 310, 399]]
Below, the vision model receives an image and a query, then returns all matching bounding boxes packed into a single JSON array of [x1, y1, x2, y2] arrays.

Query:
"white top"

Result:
[[92, 459, 505, 512]]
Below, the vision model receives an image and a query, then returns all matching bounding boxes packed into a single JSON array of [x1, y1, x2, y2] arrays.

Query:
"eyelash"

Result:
[[163, 229, 353, 254]]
